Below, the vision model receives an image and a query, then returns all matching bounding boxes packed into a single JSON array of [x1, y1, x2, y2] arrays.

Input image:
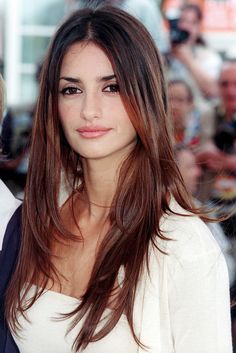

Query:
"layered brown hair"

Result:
[[6, 6, 199, 351]]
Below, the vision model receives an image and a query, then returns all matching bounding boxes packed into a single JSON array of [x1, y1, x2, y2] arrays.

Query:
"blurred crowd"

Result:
[[1, 0, 236, 348]]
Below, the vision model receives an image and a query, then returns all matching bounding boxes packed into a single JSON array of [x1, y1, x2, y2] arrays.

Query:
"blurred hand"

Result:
[[171, 43, 193, 64], [196, 147, 236, 172]]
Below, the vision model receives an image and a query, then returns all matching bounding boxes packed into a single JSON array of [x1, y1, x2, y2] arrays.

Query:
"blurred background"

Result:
[[0, 0, 235, 206], [0, 0, 233, 108], [1, 0, 236, 349]]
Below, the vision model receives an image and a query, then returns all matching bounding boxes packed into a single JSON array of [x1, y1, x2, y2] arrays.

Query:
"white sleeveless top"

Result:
[[12, 285, 138, 353], [3, 190, 232, 353]]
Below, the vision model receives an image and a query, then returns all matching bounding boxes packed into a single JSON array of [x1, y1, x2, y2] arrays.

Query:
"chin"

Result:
[[77, 149, 113, 160]]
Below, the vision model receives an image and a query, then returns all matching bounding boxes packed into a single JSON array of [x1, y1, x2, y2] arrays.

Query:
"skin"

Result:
[[49, 42, 137, 298]]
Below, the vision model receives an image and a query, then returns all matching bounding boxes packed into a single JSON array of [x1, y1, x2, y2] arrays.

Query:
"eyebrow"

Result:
[[59, 74, 116, 83]]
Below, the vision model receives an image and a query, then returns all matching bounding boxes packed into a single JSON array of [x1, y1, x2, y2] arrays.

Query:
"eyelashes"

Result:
[[103, 83, 120, 93], [60, 87, 82, 95], [59, 83, 120, 96]]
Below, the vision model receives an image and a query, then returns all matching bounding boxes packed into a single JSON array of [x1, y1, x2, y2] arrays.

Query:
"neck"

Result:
[[80, 157, 121, 216]]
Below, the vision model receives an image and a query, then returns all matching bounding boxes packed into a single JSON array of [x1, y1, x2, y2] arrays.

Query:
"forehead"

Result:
[[179, 9, 200, 25], [169, 83, 189, 95], [60, 42, 114, 75]]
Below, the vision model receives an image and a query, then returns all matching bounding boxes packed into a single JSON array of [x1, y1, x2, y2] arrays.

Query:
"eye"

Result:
[[103, 83, 120, 93], [60, 86, 82, 95]]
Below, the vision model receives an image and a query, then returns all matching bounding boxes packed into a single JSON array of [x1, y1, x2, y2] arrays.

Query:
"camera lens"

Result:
[[168, 18, 190, 45], [214, 124, 236, 153]]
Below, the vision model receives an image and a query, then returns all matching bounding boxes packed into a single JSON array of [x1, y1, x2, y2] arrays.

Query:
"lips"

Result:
[[76, 126, 112, 138]]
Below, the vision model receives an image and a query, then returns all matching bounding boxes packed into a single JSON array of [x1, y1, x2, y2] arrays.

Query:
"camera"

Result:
[[168, 18, 190, 45], [214, 121, 236, 153]]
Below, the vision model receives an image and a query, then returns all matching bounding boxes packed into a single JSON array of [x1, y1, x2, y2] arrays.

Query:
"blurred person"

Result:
[[120, 0, 168, 53], [197, 59, 236, 238], [0, 74, 21, 263], [0, 6, 232, 353], [175, 144, 202, 195], [0, 108, 31, 196], [165, 3, 222, 105], [176, 144, 235, 286], [168, 78, 213, 148], [197, 59, 236, 337], [0, 62, 43, 197], [169, 78, 200, 147]]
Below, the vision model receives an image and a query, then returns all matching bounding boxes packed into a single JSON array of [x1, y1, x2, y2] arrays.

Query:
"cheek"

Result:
[[58, 101, 67, 123], [121, 117, 136, 137], [116, 105, 136, 132], [58, 102, 77, 127], [172, 108, 184, 120], [58, 113, 68, 136]]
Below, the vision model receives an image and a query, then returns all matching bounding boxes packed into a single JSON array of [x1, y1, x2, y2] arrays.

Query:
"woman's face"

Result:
[[58, 42, 137, 162]]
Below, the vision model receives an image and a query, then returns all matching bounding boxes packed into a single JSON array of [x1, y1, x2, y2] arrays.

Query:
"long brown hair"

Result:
[[6, 6, 197, 350]]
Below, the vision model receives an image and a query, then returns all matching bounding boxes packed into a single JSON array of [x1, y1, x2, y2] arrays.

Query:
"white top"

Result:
[[12, 285, 138, 353], [1, 186, 233, 353]]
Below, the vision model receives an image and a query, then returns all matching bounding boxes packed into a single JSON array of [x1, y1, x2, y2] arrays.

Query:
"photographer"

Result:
[[197, 59, 236, 238], [166, 4, 222, 105]]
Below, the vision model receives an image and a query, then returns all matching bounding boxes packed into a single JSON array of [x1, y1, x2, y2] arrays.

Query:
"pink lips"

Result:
[[77, 126, 112, 138]]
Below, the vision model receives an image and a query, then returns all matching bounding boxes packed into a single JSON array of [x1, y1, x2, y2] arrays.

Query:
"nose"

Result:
[[80, 91, 101, 122]]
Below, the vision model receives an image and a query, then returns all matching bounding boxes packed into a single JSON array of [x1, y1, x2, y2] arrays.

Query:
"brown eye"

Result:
[[60, 87, 81, 95], [103, 84, 120, 93]]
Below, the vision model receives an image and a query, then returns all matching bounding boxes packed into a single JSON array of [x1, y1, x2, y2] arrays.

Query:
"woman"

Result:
[[0, 6, 232, 353]]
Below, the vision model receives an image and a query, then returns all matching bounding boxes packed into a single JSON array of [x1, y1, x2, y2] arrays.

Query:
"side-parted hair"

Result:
[[6, 6, 199, 350]]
